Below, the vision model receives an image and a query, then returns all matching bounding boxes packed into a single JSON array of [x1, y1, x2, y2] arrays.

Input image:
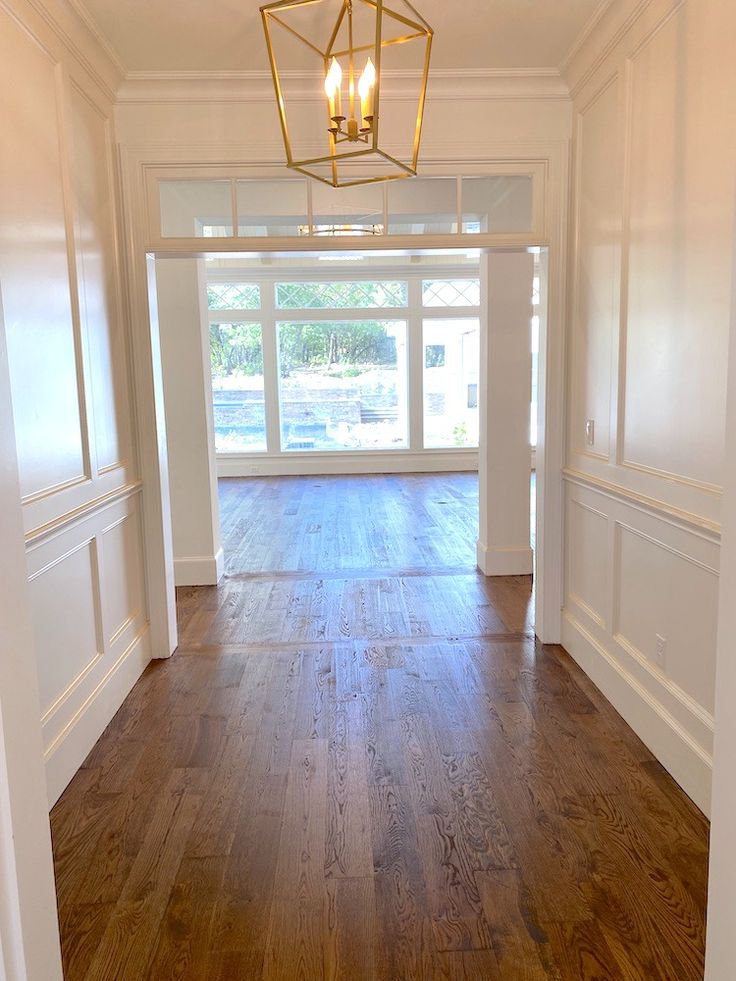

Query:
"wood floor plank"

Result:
[[475, 870, 550, 980], [49, 474, 708, 981]]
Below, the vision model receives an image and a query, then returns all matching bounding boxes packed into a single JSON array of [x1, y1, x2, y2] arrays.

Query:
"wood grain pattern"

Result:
[[51, 474, 708, 979]]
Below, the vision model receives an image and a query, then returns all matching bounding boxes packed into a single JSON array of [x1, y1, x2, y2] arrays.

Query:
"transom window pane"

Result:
[[461, 175, 534, 234], [207, 283, 261, 310], [277, 321, 408, 451], [210, 323, 266, 453], [275, 281, 408, 310], [422, 279, 481, 307], [423, 319, 480, 449], [159, 180, 233, 237]]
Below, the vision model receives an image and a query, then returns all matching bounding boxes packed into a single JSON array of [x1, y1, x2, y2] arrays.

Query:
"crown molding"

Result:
[[558, 0, 615, 74], [561, 0, 657, 96], [116, 67, 570, 105], [6, 0, 124, 98], [65, 0, 126, 79]]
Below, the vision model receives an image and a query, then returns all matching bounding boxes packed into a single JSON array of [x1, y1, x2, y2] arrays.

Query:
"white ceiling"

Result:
[[75, 0, 606, 74]]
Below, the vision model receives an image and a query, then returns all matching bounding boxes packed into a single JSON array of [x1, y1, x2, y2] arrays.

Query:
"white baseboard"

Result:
[[476, 541, 534, 576], [217, 449, 479, 477], [562, 611, 712, 816], [44, 627, 152, 807], [174, 547, 225, 586]]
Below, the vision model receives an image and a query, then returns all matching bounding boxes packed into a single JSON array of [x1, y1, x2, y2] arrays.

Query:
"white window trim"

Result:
[[207, 266, 484, 468]]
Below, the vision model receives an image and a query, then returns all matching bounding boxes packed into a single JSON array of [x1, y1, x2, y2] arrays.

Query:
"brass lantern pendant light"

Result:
[[260, 0, 433, 187]]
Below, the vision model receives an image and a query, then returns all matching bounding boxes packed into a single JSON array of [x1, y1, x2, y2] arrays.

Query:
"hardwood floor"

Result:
[[51, 473, 709, 980]]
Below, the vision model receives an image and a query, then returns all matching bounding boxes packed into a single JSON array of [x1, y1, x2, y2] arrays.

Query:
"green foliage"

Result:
[[278, 321, 397, 377], [452, 421, 468, 446], [210, 323, 263, 378]]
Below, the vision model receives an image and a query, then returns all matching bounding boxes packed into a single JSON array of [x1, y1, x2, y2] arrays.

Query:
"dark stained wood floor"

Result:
[[51, 474, 709, 980]]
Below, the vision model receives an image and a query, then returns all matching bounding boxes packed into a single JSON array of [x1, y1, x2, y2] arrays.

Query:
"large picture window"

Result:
[[278, 320, 408, 450], [206, 270, 514, 457]]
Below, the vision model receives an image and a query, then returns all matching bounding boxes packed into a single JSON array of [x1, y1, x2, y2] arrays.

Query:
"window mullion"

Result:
[[260, 280, 282, 453], [408, 276, 424, 451]]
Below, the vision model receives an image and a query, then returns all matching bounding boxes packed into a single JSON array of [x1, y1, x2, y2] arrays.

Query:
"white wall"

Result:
[[156, 258, 223, 585], [561, 0, 736, 814], [705, 190, 736, 978], [0, 291, 63, 981], [0, 0, 151, 806]]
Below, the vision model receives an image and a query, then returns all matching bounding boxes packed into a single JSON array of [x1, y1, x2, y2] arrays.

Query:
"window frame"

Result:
[[206, 265, 483, 457]]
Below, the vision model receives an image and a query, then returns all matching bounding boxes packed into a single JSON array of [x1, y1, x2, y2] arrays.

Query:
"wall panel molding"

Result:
[[563, 469, 720, 539], [2, 0, 150, 808], [562, 610, 712, 814]]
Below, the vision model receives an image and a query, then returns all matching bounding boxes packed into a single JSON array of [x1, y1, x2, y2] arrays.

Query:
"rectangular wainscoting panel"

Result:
[[615, 522, 718, 716], [566, 496, 609, 627], [0, 8, 87, 501], [26, 493, 150, 805], [562, 477, 717, 814]]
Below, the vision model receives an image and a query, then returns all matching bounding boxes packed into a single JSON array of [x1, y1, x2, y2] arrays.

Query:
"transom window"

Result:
[[275, 281, 407, 310], [207, 283, 261, 310], [422, 279, 481, 308]]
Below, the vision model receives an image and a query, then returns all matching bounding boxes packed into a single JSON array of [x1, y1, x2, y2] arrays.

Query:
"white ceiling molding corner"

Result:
[[557, 0, 616, 75], [116, 68, 570, 107], [19, 0, 125, 98], [561, 0, 658, 95]]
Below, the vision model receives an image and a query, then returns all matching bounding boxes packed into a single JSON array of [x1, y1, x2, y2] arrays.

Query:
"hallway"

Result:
[[50, 475, 708, 979]]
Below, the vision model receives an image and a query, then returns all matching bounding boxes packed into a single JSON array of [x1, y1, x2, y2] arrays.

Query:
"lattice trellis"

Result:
[[275, 280, 408, 309], [421, 279, 481, 308], [207, 283, 261, 310]]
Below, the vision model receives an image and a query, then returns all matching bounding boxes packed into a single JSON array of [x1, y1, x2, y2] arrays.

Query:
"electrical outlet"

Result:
[[655, 634, 667, 669], [585, 419, 595, 446], [249, 465, 262, 475]]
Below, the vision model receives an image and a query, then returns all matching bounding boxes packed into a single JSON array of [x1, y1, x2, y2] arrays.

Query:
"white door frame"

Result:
[[119, 146, 570, 654]]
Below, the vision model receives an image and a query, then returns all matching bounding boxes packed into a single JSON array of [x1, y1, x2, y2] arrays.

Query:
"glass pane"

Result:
[[210, 323, 266, 453], [422, 279, 480, 307], [276, 281, 407, 309], [311, 182, 384, 236], [207, 283, 261, 310], [423, 319, 480, 448], [531, 314, 539, 448], [159, 180, 233, 237], [387, 178, 458, 234], [461, 175, 533, 234], [236, 179, 307, 237], [277, 321, 408, 451]]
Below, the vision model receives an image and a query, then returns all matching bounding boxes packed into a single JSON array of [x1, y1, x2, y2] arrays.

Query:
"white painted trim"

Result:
[[476, 542, 534, 576], [0, 284, 63, 979], [120, 136, 568, 664], [217, 449, 479, 478], [117, 68, 570, 105], [174, 548, 225, 586], [563, 468, 721, 540], [44, 627, 152, 806], [562, 611, 712, 815]]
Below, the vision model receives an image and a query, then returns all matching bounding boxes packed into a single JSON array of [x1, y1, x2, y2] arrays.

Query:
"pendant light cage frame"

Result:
[[260, 0, 433, 188]]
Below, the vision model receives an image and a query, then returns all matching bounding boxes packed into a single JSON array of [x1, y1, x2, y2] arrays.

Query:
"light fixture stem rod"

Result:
[[347, 0, 355, 123]]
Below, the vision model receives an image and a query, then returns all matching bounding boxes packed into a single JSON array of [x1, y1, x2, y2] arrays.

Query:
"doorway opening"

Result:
[[152, 247, 539, 619]]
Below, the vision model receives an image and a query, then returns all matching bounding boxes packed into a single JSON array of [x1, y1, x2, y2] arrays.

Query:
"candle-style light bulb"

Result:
[[325, 57, 343, 119], [358, 57, 376, 124]]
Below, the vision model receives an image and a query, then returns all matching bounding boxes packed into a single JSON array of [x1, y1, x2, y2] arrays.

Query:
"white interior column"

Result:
[[155, 258, 224, 586], [477, 251, 534, 576]]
